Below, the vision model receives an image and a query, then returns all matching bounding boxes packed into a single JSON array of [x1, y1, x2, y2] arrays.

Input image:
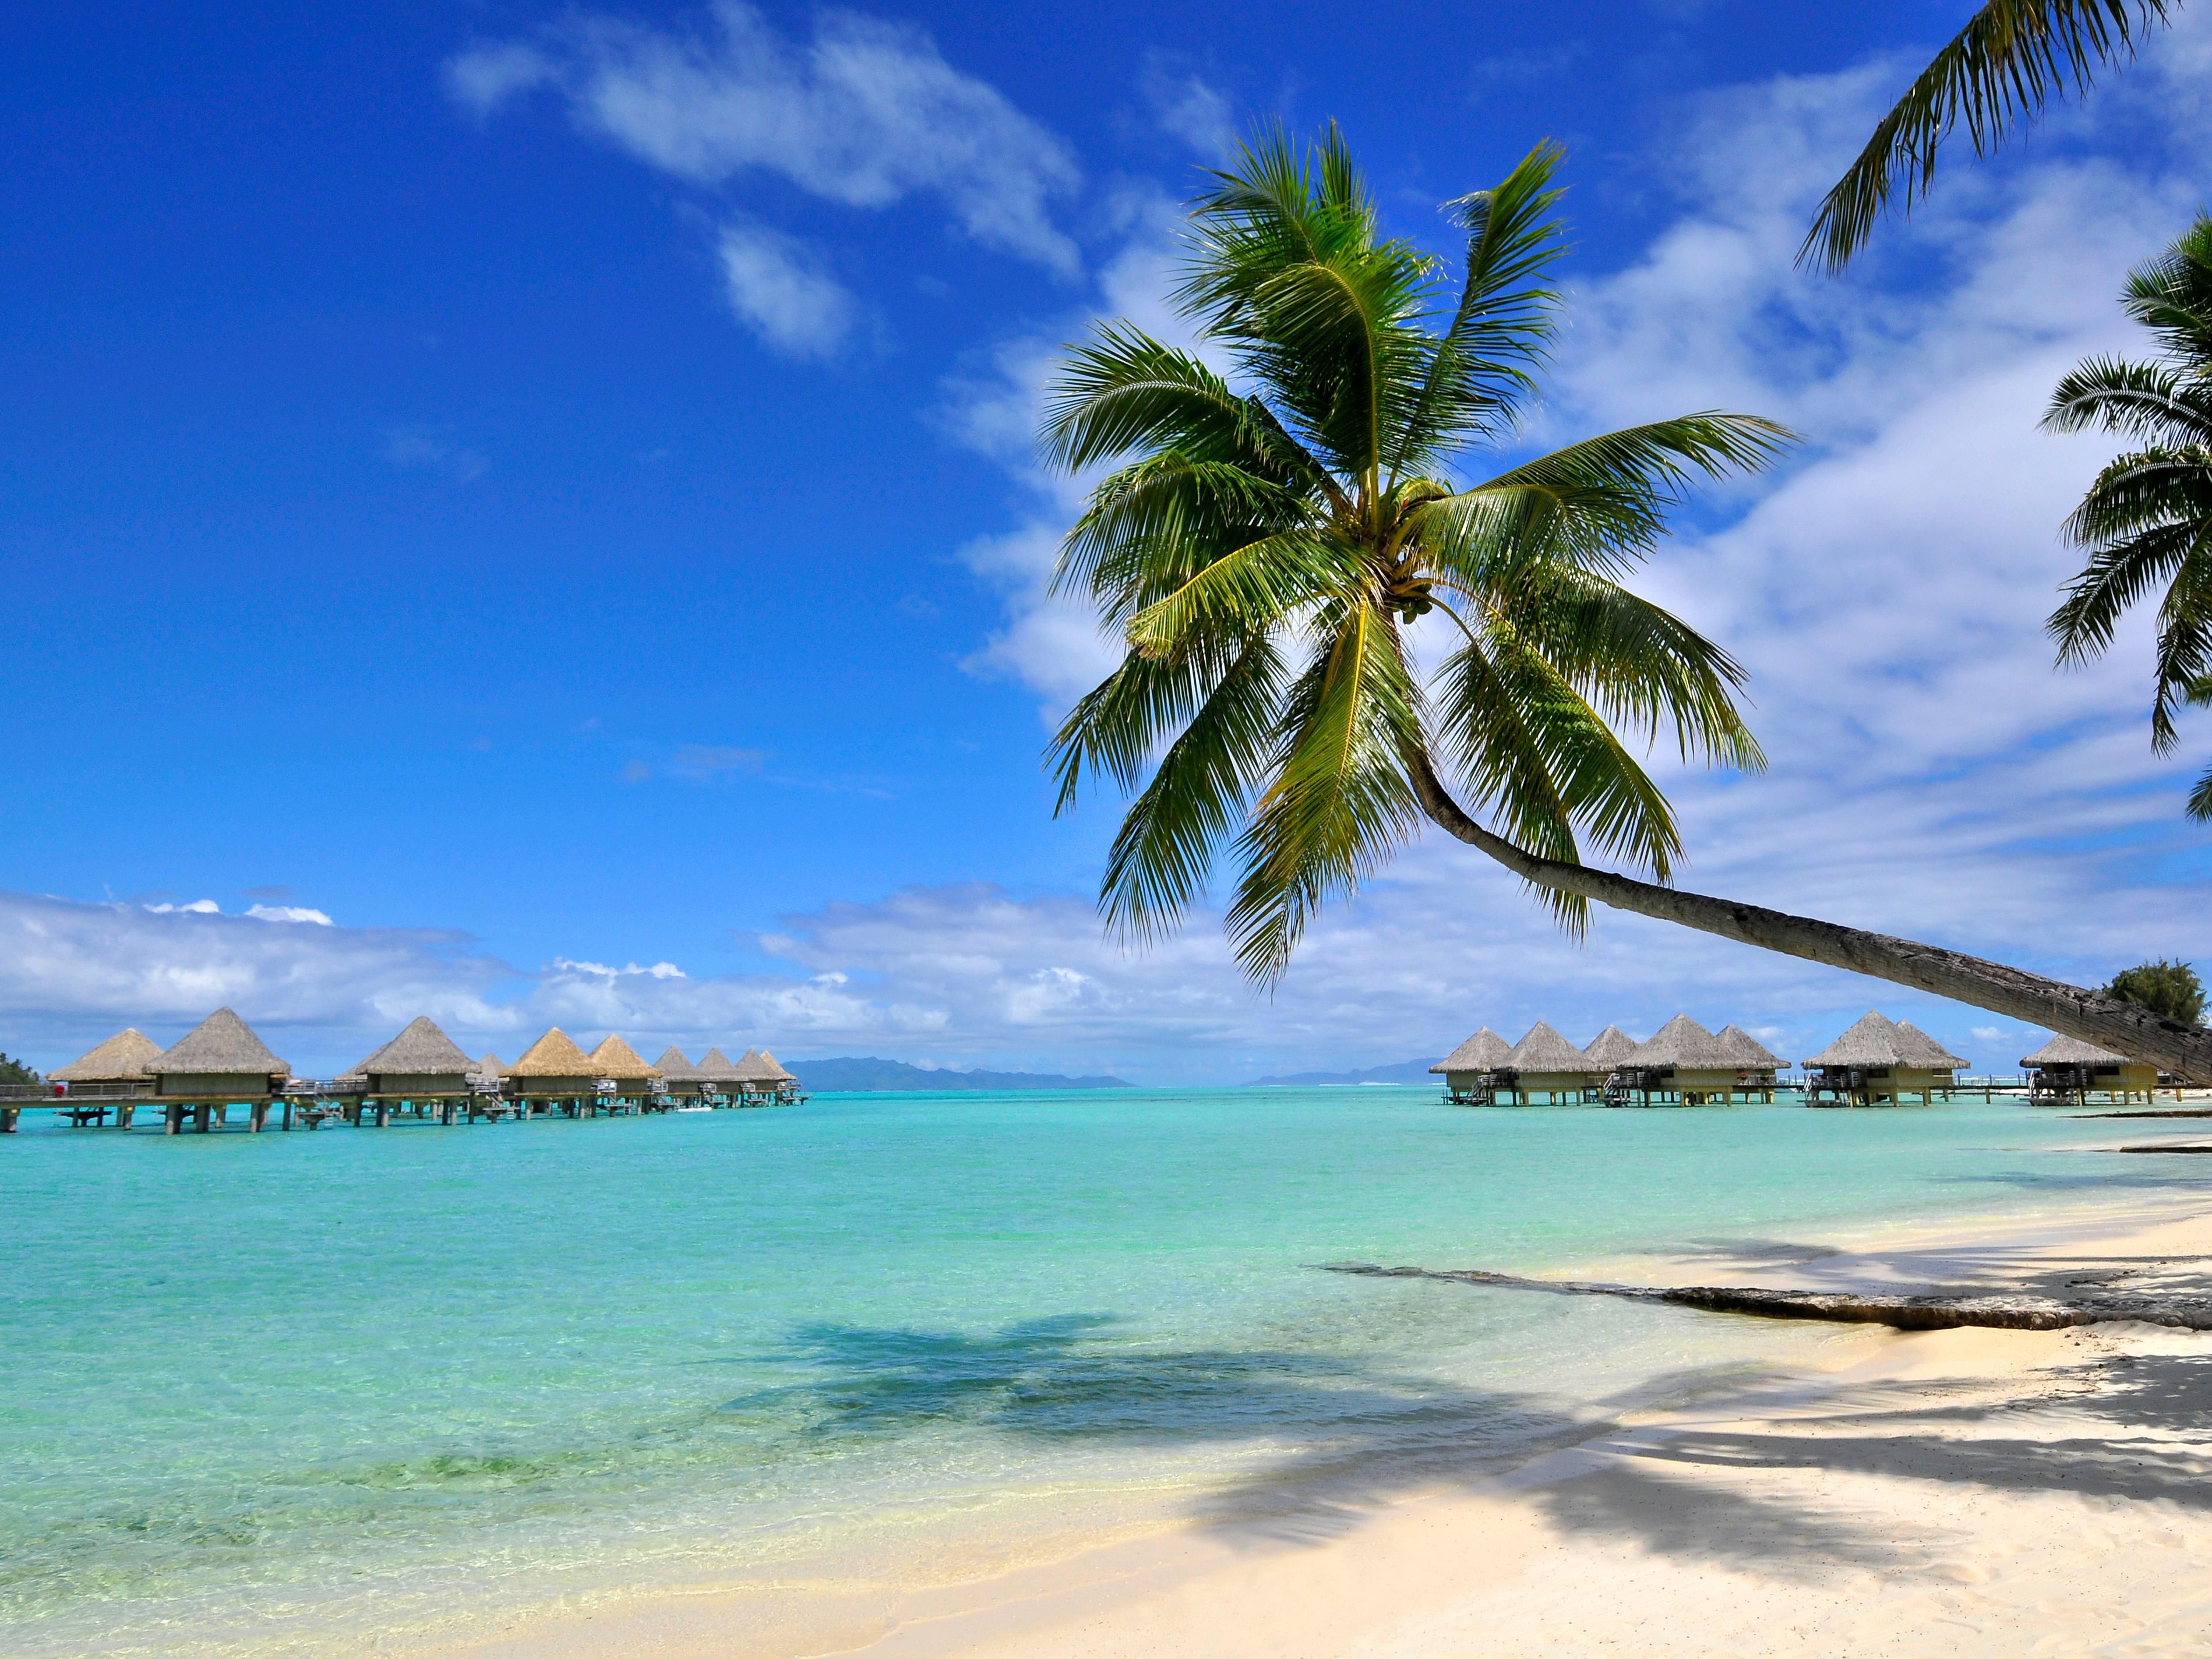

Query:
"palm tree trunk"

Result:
[[1406, 752, 2212, 1082]]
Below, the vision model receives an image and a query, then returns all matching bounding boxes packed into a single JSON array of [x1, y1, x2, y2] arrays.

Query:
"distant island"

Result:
[[787, 1056, 1133, 1093], [1246, 1057, 1439, 1086]]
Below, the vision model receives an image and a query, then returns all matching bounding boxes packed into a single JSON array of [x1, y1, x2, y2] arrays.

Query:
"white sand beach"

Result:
[[440, 1199, 2212, 1659]]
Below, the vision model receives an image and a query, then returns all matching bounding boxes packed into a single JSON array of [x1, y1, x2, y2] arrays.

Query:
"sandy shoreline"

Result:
[[428, 1193, 2212, 1658]]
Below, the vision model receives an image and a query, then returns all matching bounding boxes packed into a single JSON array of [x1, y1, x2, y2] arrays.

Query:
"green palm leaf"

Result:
[[1804, 1, 2176, 273]]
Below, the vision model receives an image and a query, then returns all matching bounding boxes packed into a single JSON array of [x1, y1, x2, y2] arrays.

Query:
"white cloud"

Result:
[[449, 1, 1080, 274], [246, 905, 334, 926], [1141, 61, 1235, 156], [714, 222, 857, 356], [143, 899, 221, 915]]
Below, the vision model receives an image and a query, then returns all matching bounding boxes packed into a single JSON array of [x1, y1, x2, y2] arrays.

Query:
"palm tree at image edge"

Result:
[[2048, 217, 2212, 823], [1042, 127, 2212, 1078]]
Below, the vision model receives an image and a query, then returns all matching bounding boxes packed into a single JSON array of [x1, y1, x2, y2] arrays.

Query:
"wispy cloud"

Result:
[[380, 424, 489, 483], [714, 221, 857, 356], [447, 1, 1081, 275], [1141, 59, 1235, 156]]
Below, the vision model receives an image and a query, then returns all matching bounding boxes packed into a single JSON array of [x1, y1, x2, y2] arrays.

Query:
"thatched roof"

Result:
[[1714, 1025, 1783, 1068], [1505, 1021, 1600, 1074], [1582, 1025, 1639, 1068], [52, 1028, 164, 1082], [355, 1016, 474, 1078], [470, 1053, 505, 1081], [1625, 1014, 1733, 1069], [157, 1008, 287, 1076], [507, 1028, 598, 1077], [1430, 1027, 1512, 1074], [653, 1046, 701, 1081], [1804, 1011, 1960, 1070], [694, 1046, 743, 1082], [2022, 1032, 2132, 1068], [1895, 1021, 1969, 1071], [588, 1035, 658, 1080], [730, 1047, 795, 1083]]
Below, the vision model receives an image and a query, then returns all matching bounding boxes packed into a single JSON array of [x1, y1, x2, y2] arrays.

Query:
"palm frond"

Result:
[[1225, 608, 1424, 982], [1093, 633, 1288, 943], [1803, 0, 2175, 274], [2122, 215, 2212, 366], [1389, 139, 1568, 476], [2043, 356, 2212, 446]]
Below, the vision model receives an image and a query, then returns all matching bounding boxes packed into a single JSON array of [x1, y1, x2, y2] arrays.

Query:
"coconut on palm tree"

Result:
[[1043, 125, 2212, 1078], [1804, 1, 2178, 273], [2047, 216, 2212, 818]]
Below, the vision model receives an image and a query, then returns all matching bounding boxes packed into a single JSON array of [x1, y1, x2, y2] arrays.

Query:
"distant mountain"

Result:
[[1246, 1057, 1440, 1086], [786, 1056, 1133, 1093]]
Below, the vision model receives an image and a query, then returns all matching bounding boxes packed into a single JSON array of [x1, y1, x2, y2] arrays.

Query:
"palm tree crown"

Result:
[[1042, 128, 1790, 982], [2047, 215, 2212, 817]]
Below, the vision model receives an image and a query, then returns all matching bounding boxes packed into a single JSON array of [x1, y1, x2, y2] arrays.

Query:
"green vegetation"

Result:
[[0, 1053, 42, 1087], [2103, 959, 2207, 1024], [2044, 217, 2212, 818], [1041, 128, 1784, 979], [1805, 1, 2179, 272]]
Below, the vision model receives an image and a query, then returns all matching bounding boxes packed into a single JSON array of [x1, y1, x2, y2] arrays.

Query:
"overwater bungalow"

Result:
[[2021, 1033, 2157, 1106], [588, 1035, 660, 1109], [51, 1029, 163, 1099], [1494, 1021, 1607, 1104], [694, 1046, 742, 1104], [1430, 1027, 1513, 1104], [731, 1047, 800, 1104], [349, 1016, 477, 1110], [1615, 1015, 1740, 1106], [654, 1046, 708, 1099], [505, 1028, 601, 1114], [150, 1008, 290, 1132], [470, 1053, 505, 1086], [1802, 1012, 1966, 1106], [1714, 1025, 1784, 1102]]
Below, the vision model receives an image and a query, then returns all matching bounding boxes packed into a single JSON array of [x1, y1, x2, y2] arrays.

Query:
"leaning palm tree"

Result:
[[1804, 0, 2178, 273], [1044, 125, 2212, 1078], [2047, 216, 2212, 818]]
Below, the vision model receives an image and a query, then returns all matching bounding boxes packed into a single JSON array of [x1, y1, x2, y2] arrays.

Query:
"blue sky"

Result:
[[5, 2, 2211, 1081]]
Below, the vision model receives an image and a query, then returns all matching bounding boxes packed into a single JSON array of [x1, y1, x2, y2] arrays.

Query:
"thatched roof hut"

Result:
[[507, 1028, 599, 1095], [2020, 1033, 2129, 1068], [151, 1008, 288, 1096], [1505, 1021, 1600, 1075], [1625, 1014, 1734, 1071], [731, 1047, 795, 1085], [654, 1046, 700, 1081], [1805, 1012, 1963, 1073], [588, 1035, 658, 1083], [350, 1016, 475, 1095], [2021, 1032, 2155, 1102], [1430, 1028, 1512, 1076], [470, 1053, 505, 1083], [1582, 1025, 1639, 1069], [694, 1046, 743, 1086], [1804, 1011, 1963, 1104], [52, 1028, 164, 1084]]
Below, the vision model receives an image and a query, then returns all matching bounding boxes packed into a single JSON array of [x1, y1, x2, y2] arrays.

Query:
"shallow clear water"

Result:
[[3, 1087, 2208, 1654]]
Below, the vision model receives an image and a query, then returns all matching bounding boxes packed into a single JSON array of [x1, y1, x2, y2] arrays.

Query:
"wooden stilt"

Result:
[[282, 1100, 293, 1130], [250, 1102, 269, 1133], [0, 1106, 17, 1134], [165, 1103, 183, 1135], [118, 1103, 136, 1131], [194, 1103, 213, 1133]]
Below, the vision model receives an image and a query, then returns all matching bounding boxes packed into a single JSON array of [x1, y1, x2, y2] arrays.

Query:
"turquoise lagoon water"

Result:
[[5, 1086, 2211, 1655]]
